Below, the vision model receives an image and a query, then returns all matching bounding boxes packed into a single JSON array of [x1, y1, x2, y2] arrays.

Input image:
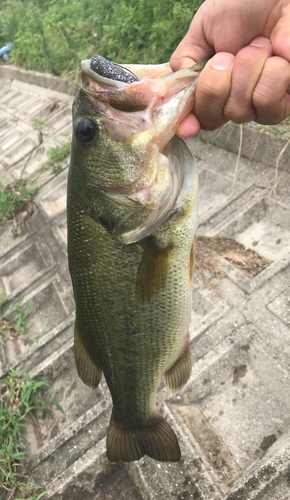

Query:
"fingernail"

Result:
[[211, 53, 233, 70], [250, 37, 271, 48]]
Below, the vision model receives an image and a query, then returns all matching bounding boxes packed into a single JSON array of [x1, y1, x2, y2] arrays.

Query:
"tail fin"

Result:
[[107, 412, 181, 462]]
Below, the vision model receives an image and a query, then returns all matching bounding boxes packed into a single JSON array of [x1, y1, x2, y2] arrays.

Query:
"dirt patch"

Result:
[[196, 236, 272, 279], [259, 434, 277, 452], [232, 365, 247, 385]]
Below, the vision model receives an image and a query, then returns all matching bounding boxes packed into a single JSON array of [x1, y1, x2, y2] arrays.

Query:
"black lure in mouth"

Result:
[[90, 55, 140, 84]]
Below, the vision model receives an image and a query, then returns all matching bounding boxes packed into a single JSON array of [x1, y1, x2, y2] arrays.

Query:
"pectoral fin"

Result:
[[164, 335, 192, 392], [74, 322, 102, 389], [136, 239, 173, 302]]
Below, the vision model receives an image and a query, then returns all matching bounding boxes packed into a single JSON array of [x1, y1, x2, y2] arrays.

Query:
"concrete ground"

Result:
[[0, 67, 290, 500]]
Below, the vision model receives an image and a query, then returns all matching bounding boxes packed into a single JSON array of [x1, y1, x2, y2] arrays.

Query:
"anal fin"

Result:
[[164, 336, 192, 392], [107, 411, 181, 462], [74, 322, 102, 389]]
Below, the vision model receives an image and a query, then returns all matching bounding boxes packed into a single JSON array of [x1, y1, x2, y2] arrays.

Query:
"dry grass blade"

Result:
[[226, 124, 243, 200], [269, 136, 290, 197]]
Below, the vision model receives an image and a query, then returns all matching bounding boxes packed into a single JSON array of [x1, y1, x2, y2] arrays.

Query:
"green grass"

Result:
[[0, 368, 63, 499], [30, 120, 47, 133], [15, 489, 48, 500], [0, 0, 205, 76], [0, 299, 51, 347], [0, 290, 5, 313], [0, 295, 64, 498]]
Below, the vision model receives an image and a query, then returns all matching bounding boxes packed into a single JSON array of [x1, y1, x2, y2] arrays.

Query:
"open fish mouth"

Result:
[[80, 55, 204, 112], [79, 54, 206, 161], [76, 55, 205, 244]]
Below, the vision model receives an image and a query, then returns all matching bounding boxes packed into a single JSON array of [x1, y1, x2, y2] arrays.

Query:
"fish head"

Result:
[[70, 56, 204, 243]]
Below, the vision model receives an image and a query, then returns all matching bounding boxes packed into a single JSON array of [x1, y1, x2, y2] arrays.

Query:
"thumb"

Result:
[[271, 5, 290, 62], [170, 6, 214, 71]]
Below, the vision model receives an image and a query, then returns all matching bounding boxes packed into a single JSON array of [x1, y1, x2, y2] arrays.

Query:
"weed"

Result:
[[49, 389, 64, 414], [0, 181, 38, 225], [28, 331, 48, 347], [0, 295, 63, 498], [0, 298, 50, 347], [15, 487, 48, 500], [258, 117, 290, 136], [10, 300, 34, 338], [31, 119, 46, 134], [0, 368, 63, 498], [0, 300, 34, 345], [30, 120, 47, 133], [39, 142, 71, 176], [0, 118, 47, 228], [0, 290, 5, 314]]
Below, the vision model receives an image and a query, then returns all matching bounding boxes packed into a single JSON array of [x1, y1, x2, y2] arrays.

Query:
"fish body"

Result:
[[67, 57, 203, 462]]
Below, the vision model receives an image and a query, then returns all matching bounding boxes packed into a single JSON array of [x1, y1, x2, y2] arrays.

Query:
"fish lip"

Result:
[[81, 60, 128, 90]]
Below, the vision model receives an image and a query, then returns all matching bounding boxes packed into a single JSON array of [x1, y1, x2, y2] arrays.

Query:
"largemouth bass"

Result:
[[67, 55, 204, 462]]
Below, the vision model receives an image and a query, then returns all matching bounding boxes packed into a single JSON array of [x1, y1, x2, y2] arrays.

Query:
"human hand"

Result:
[[170, 0, 290, 137]]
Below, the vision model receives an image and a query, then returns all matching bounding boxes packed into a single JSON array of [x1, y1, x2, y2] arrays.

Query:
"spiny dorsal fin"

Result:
[[107, 412, 181, 462], [74, 322, 102, 389]]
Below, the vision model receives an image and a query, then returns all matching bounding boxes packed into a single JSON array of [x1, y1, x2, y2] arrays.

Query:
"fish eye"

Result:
[[75, 119, 98, 144]]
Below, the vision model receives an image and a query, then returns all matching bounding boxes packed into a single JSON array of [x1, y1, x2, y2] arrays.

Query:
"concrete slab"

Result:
[[0, 70, 290, 500]]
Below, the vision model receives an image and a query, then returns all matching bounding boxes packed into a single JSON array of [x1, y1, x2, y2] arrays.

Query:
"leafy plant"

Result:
[[0, 368, 63, 498]]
